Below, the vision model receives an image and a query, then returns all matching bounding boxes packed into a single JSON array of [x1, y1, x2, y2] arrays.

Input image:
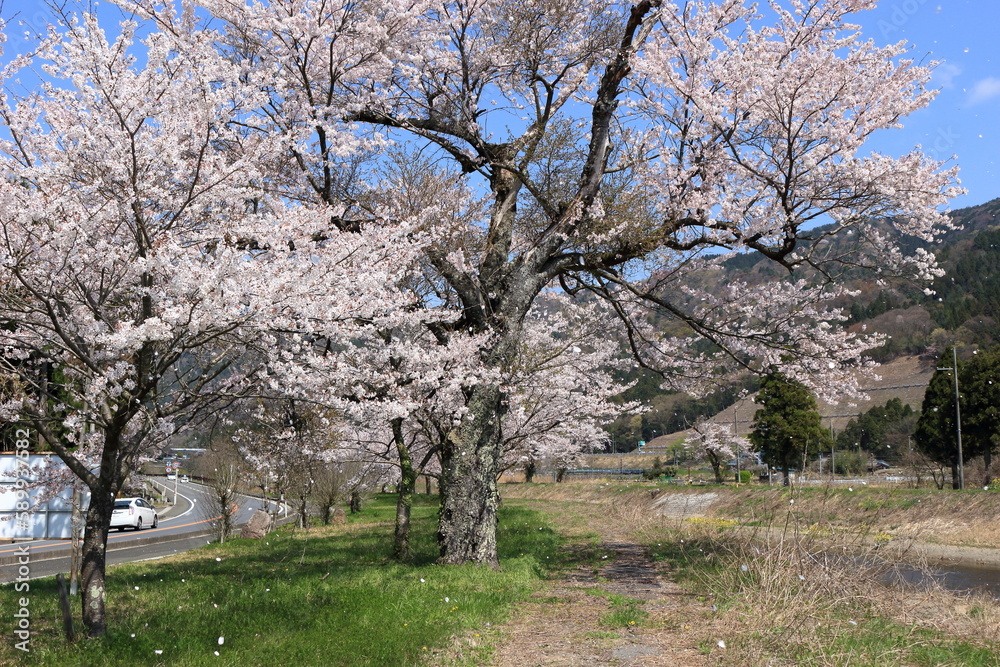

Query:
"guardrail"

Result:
[[563, 469, 646, 478]]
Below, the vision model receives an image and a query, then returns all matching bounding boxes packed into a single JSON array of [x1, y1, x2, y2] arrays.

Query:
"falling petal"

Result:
[[218, 637, 225, 645], [717, 640, 726, 648]]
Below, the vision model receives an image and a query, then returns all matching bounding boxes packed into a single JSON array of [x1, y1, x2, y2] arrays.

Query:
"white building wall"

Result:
[[0, 453, 89, 540]]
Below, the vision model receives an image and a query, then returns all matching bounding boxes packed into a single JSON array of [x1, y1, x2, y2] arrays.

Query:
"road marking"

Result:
[[159, 487, 197, 522], [0, 490, 247, 557], [0, 513, 229, 556]]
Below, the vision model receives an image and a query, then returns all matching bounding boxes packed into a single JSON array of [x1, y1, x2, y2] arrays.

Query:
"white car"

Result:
[[166, 472, 177, 481], [110, 497, 158, 531], [180, 475, 190, 483]]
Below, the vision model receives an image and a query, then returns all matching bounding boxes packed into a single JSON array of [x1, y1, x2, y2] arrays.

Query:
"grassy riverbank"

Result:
[[500, 480, 1000, 665], [504, 479, 1000, 555]]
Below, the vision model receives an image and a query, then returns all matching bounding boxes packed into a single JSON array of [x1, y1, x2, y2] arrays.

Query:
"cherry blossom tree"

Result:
[[270, 293, 632, 559], [499, 297, 638, 481], [685, 419, 748, 483], [119, 0, 961, 566], [0, 12, 418, 635], [233, 400, 319, 527], [259, 310, 489, 559]]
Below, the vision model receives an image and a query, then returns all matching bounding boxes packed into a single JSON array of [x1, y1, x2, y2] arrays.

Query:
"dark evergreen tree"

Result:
[[836, 397, 915, 458], [913, 347, 963, 489], [749, 374, 831, 486], [961, 346, 1000, 485]]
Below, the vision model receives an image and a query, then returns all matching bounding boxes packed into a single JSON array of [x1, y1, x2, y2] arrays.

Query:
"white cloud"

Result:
[[968, 77, 1000, 105], [932, 63, 961, 90]]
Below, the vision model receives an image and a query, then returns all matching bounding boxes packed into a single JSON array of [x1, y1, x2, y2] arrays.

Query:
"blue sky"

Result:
[[1, 0, 997, 210], [854, 1, 999, 208]]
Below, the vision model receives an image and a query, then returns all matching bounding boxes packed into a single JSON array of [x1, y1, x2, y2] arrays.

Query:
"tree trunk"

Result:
[[298, 496, 308, 530], [524, 459, 535, 483], [782, 463, 791, 487], [349, 490, 362, 514], [76, 424, 132, 638], [392, 418, 416, 561], [393, 476, 415, 560], [437, 383, 504, 566], [434, 249, 542, 565], [270, 485, 284, 528], [984, 449, 993, 487], [79, 490, 113, 637], [706, 452, 724, 484]]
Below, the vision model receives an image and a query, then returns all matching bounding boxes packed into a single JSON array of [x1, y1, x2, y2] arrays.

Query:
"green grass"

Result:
[[765, 618, 1000, 666], [583, 588, 649, 629], [0, 495, 562, 666]]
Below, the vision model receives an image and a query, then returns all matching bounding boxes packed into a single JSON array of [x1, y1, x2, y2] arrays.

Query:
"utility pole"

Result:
[[953, 346, 965, 491], [734, 405, 740, 485], [937, 347, 965, 490], [829, 416, 835, 479]]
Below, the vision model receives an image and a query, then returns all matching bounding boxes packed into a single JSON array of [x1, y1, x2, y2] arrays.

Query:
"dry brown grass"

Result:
[[669, 516, 1000, 665], [497, 480, 1000, 666], [708, 483, 1000, 551]]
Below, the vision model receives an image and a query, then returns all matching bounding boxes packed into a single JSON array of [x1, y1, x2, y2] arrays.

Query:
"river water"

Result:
[[887, 562, 1000, 600]]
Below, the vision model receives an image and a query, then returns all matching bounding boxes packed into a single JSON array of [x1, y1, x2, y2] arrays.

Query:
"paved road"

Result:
[[0, 480, 285, 584]]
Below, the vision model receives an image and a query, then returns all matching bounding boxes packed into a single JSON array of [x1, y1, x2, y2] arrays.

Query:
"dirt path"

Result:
[[485, 490, 737, 665], [487, 484, 1000, 666], [490, 540, 713, 666]]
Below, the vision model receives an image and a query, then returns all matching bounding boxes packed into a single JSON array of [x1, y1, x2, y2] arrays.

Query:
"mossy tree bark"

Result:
[[392, 418, 417, 561]]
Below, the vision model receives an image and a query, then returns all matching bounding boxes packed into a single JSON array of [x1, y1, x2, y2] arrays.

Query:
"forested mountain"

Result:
[[711, 197, 1000, 356], [608, 198, 1000, 450], [852, 198, 1000, 357]]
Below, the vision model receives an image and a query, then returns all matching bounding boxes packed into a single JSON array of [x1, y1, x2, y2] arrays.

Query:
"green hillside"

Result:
[[605, 198, 1000, 451]]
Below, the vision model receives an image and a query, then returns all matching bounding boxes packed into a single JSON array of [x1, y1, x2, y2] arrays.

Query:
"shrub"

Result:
[[833, 449, 867, 476], [643, 457, 676, 480]]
